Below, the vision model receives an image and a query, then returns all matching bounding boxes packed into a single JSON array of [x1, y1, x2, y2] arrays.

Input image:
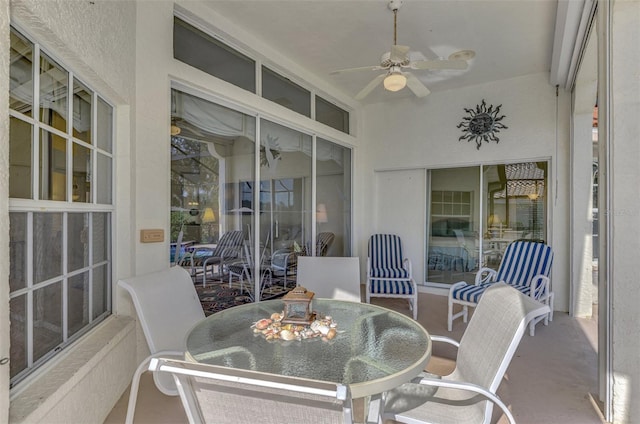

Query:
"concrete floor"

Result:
[[105, 291, 603, 424]]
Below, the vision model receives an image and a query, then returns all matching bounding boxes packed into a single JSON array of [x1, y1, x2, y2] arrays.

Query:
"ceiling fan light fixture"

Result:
[[384, 72, 407, 92]]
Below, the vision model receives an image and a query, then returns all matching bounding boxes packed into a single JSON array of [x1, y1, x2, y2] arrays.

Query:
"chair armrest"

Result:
[[528, 275, 551, 300], [430, 334, 461, 349], [416, 376, 515, 424], [403, 257, 413, 278], [474, 267, 497, 285]]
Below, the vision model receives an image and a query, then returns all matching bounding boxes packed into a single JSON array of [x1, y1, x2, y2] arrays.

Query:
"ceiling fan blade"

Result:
[[355, 74, 386, 100], [330, 65, 383, 75], [390, 45, 410, 62], [411, 59, 468, 71], [405, 73, 431, 98]]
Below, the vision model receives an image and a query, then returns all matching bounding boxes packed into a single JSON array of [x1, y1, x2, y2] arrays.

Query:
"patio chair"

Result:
[[117, 266, 205, 424], [315, 231, 336, 256], [378, 283, 550, 424], [297, 256, 361, 302], [448, 240, 554, 335], [149, 357, 352, 424], [366, 234, 418, 319], [179, 230, 244, 286]]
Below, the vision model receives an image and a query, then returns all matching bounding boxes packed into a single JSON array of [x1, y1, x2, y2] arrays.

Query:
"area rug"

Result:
[[194, 277, 294, 316]]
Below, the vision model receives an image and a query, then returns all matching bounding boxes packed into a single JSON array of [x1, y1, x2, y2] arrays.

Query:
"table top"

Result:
[[185, 299, 431, 398]]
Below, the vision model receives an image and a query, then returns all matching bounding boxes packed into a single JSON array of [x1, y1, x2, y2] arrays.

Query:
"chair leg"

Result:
[[125, 356, 153, 424]]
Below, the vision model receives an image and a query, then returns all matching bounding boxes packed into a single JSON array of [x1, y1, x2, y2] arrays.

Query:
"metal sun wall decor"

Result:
[[457, 99, 508, 150]]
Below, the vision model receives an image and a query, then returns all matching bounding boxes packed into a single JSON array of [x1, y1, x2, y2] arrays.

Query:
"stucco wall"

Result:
[[359, 72, 572, 312]]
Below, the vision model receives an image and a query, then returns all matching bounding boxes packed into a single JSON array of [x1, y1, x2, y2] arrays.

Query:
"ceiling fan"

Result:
[[331, 0, 475, 100]]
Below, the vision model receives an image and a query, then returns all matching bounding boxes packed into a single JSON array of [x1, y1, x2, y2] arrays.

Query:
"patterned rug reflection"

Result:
[[195, 279, 294, 316]]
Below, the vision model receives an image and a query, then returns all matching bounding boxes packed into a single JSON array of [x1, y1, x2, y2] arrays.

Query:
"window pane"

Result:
[[9, 116, 33, 199], [262, 66, 310, 117], [68, 213, 89, 272], [260, 120, 312, 272], [33, 213, 63, 283], [10, 29, 33, 117], [33, 281, 63, 363], [72, 78, 92, 144], [40, 128, 67, 201], [96, 97, 113, 152], [316, 138, 351, 256], [10, 213, 28, 292], [72, 142, 91, 203], [174, 17, 256, 92], [427, 168, 480, 285], [92, 212, 110, 264], [68, 272, 89, 337], [171, 89, 255, 250], [39, 53, 68, 132], [9, 295, 27, 379], [96, 153, 111, 204], [316, 97, 349, 134], [92, 264, 109, 319]]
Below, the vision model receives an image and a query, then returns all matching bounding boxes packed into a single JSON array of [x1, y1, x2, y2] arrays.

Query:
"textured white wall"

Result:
[[609, 1, 640, 422], [359, 72, 572, 311]]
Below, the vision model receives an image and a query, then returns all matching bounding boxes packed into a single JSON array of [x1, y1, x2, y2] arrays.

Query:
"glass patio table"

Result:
[[185, 298, 431, 422]]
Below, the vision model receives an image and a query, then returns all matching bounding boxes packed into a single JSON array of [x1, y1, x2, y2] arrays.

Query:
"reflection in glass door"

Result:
[[426, 161, 548, 285]]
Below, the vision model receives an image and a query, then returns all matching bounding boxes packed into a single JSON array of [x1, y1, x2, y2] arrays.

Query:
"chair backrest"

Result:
[[495, 241, 553, 286], [368, 234, 405, 270], [150, 358, 350, 424], [297, 256, 361, 302], [454, 283, 549, 420], [316, 232, 336, 256], [118, 266, 205, 354], [213, 230, 244, 256]]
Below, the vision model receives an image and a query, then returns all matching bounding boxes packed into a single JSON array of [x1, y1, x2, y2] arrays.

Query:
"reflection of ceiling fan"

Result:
[[331, 0, 475, 100]]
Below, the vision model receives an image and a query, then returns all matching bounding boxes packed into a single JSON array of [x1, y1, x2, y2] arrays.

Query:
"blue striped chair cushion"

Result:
[[370, 267, 410, 279], [369, 279, 415, 295], [369, 234, 406, 271], [451, 282, 494, 303], [495, 241, 553, 287]]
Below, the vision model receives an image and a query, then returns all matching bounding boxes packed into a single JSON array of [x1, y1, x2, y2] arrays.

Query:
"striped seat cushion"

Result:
[[370, 267, 410, 279], [369, 279, 415, 295], [452, 282, 532, 303]]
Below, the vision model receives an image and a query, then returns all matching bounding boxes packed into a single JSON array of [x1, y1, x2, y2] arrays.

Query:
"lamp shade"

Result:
[[202, 207, 216, 223], [384, 73, 407, 92], [316, 204, 328, 223]]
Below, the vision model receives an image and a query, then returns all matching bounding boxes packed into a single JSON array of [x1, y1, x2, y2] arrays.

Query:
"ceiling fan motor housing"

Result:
[[380, 51, 410, 68]]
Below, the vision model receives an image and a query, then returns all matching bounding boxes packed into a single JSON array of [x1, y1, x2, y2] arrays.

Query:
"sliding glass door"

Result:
[[426, 161, 548, 285]]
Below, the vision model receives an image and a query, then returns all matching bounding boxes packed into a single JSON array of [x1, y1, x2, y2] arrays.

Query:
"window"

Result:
[[315, 96, 349, 134], [173, 17, 256, 92], [170, 89, 352, 286], [262, 66, 310, 117], [173, 16, 351, 134], [8, 27, 114, 386]]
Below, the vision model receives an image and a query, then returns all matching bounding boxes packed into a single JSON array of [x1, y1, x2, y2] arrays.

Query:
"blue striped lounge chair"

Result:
[[448, 240, 554, 336], [366, 234, 418, 320]]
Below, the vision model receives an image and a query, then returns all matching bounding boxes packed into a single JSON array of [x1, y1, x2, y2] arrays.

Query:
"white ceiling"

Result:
[[203, 0, 559, 103]]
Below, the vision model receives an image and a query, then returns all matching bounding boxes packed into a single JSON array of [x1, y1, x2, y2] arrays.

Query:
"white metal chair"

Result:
[[377, 283, 550, 424], [117, 266, 205, 424], [448, 240, 554, 335], [297, 256, 361, 302], [150, 357, 353, 424], [366, 234, 418, 319]]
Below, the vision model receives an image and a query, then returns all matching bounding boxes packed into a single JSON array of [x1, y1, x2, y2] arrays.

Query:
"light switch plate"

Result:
[[140, 229, 164, 243]]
